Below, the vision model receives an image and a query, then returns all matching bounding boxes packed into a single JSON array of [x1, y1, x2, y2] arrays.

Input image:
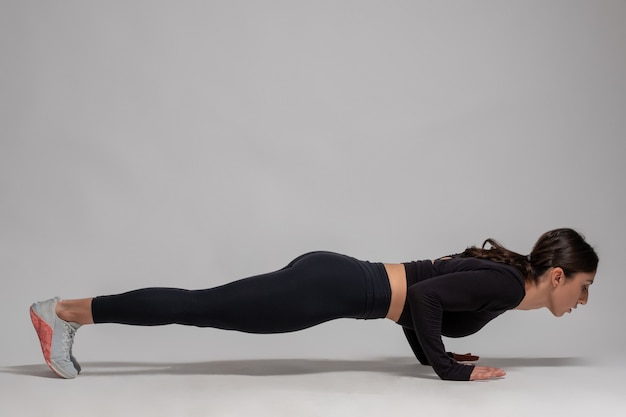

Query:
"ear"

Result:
[[551, 267, 566, 287]]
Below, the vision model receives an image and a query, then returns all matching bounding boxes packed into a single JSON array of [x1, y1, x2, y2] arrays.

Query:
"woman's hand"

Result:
[[452, 353, 506, 380], [469, 366, 506, 381]]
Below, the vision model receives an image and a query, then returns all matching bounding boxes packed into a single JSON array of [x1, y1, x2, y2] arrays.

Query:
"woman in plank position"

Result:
[[30, 227, 598, 381]]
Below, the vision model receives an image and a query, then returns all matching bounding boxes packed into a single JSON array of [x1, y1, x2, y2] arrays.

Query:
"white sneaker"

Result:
[[30, 297, 81, 379]]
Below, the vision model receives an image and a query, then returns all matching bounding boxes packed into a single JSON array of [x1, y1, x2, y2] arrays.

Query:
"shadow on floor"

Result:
[[477, 356, 591, 368], [1, 356, 590, 379]]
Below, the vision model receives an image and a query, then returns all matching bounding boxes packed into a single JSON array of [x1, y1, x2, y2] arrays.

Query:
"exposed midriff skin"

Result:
[[385, 259, 444, 322], [384, 263, 408, 322]]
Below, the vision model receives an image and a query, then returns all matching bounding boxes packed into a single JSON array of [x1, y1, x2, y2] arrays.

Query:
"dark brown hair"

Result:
[[461, 228, 599, 283]]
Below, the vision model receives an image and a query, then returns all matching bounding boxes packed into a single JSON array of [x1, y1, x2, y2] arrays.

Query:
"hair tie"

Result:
[[527, 254, 531, 262]]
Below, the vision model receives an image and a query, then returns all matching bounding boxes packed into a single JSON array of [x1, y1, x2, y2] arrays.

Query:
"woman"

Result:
[[30, 228, 598, 381]]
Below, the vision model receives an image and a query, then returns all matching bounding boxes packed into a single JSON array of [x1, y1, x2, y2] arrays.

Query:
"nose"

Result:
[[578, 290, 589, 306]]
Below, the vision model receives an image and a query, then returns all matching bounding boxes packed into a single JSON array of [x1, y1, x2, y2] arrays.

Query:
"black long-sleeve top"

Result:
[[396, 256, 526, 381]]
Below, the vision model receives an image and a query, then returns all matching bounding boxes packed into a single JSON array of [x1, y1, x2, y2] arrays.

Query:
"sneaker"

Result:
[[30, 297, 82, 379], [70, 352, 82, 374]]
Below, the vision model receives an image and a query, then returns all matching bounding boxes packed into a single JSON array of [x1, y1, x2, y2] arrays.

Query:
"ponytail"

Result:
[[461, 239, 533, 280], [461, 228, 599, 284]]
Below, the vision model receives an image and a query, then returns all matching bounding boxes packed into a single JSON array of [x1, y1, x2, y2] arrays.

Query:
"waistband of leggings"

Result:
[[355, 260, 391, 319]]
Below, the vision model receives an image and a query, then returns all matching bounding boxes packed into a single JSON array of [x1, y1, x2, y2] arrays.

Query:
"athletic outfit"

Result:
[[90, 251, 526, 381]]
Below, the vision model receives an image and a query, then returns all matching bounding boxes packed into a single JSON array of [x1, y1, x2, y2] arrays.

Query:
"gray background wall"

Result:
[[2, 0, 625, 366]]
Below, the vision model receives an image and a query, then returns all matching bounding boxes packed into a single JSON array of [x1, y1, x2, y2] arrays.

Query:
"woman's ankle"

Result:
[[55, 300, 73, 322], [56, 299, 94, 325]]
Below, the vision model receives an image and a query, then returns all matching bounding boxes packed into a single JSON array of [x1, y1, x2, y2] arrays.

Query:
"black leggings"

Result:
[[91, 251, 392, 333]]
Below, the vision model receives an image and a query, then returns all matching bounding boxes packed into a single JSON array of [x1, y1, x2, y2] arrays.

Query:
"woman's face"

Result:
[[548, 269, 596, 317]]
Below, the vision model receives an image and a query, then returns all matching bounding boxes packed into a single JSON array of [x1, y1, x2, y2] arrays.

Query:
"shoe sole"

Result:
[[30, 305, 76, 379]]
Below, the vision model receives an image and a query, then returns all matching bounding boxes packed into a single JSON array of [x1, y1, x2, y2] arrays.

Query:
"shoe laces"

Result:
[[61, 322, 78, 354]]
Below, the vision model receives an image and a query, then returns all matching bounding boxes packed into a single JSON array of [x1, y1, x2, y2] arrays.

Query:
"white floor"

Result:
[[2, 355, 625, 417]]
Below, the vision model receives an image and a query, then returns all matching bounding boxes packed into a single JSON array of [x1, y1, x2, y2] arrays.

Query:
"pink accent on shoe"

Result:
[[30, 306, 52, 360], [29, 306, 58, 374]]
